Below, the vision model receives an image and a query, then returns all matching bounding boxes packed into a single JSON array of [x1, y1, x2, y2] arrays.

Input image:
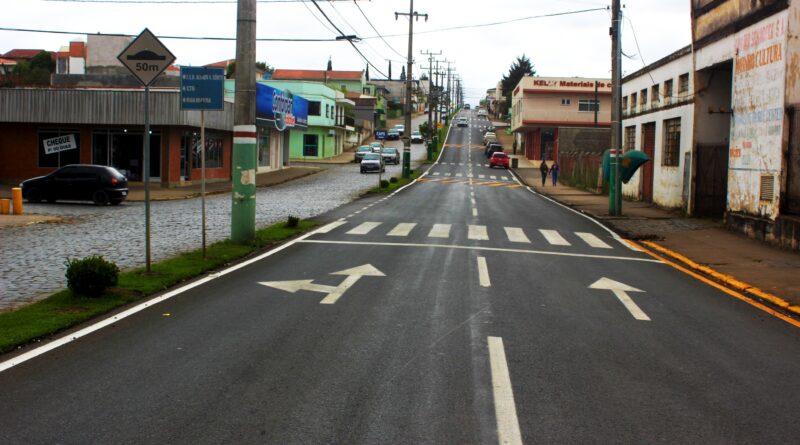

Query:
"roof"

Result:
[[0, 58, 17, 65], [272, 69, 363, 81], [623, 45, 692, 82], [2, 49, 46, 60], [205, 59, 234, 68]]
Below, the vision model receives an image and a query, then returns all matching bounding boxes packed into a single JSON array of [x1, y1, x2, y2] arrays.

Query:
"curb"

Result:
[[641, 240, 800, 316]]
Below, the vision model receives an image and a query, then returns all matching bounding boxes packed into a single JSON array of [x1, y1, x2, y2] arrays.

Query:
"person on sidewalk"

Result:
[[513, 139, 517, 155], [550, 161, 560, 186], [539, 159, 549, 186]]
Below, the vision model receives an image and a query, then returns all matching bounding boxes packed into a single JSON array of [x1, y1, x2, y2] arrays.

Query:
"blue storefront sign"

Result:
[[256, 83, 309, 131], [180, 66, 225, 111]]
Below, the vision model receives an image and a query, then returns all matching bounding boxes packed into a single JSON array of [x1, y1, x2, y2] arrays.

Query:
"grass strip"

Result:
[[368, 170, 421, 194], [0, 219, 318, 354]]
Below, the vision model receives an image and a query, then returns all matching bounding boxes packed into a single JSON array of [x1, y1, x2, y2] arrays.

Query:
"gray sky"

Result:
[[2, 0, 691, 103]]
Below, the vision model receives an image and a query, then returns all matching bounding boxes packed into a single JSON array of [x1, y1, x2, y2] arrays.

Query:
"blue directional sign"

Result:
[[180, 66, 225, 110], [374, 130, 387, 140]]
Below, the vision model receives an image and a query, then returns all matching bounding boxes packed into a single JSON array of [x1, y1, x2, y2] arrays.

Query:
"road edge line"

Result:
[[488, 336, 523, 445], [0, 221, 340, 374], [627, 240, 800, 328], [640, 240, 799, 316]]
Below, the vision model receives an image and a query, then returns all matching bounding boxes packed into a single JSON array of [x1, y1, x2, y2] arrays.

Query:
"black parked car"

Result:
[[21, 164, 129, 205], [485, 143, 504, 158]]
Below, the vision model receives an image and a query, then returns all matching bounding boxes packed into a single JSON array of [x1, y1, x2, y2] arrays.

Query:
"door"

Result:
[[52, 166, 78, 200], [303, 134, 319, 157], [694, 144, 729, 218], [640, 123, 656, 203], [785, 109, 800, 215]]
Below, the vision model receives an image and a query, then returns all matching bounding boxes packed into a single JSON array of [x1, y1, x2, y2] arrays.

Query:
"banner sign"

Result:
[[180, 66, 225, 110], [43, 134, 77, 155], [256, 83, 309, 131]]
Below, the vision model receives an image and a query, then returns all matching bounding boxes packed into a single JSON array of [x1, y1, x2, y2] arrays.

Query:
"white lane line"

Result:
[[387, 222, 417, 237], [576, 232, 613, 249], [468, 225, 489, 241], [471, 198, 476, 205], [539, 229, 571, 246], [347, 221, 381, 235], [477, 256, 491, 287], [315, 219, 347, 234], [428, 224, 452, 238], [473, 208, 478, 217], [504, 227, 531, 243], [488, 337, 523, 445]]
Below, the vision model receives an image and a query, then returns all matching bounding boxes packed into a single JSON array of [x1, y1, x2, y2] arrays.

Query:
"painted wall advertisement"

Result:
[[730, 10, 788, 217], [256, 83, 309, 131]]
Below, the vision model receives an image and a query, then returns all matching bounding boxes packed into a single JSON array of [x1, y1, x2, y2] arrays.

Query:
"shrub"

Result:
[[64, 256, 119, 297], [286, 215, 300, 227], [389, 177, 398, 183], [380, 180, 390, 188]]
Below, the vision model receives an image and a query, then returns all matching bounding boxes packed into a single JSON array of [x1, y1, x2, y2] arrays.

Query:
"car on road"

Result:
[[369, 142, 384, 152], [355, 145, 373, 163], [410, 131, 424, 143], [360, 153, 385, 174], [457, 118, 469, 128], [489, 152, 510, 169], [485, 143, 504, 158], [478, 110, 488, 117], [483, 132, 497, 144], [386, 129, 400, 140], [381, 147, 400, 165], [464, 104, 471, 110], [393, 124, 405, 136], [21, 164, 129, 206]]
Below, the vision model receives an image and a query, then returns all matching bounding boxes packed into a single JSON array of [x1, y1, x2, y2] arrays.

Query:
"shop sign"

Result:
[[256, 83, 309, 131], [42, 134, 77, 155]]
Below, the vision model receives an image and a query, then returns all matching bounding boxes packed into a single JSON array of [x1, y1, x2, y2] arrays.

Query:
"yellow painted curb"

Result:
[[641, 240, 794, 313]]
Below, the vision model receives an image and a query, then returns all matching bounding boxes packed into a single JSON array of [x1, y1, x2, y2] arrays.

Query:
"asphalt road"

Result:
[[1, 110, 799, 444]]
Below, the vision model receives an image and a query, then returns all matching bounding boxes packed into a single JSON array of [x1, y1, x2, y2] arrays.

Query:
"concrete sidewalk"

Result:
[[510, 155, 800, 312]]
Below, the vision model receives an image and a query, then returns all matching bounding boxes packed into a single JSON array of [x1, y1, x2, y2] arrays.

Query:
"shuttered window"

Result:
[[662, 118, 681, 166]]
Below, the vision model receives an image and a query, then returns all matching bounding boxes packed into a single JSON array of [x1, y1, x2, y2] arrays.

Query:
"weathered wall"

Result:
[[86, 35, 132, 75], [694, 65, 733, 145]]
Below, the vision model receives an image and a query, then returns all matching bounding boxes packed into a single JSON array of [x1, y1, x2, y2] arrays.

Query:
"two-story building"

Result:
[[511, 76, 612, 162]]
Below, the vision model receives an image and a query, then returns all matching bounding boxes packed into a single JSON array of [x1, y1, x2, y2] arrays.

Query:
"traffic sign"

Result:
[[180, 66, 224, 110], [118, 28, 176, 86], [375, 130, 387, 140]]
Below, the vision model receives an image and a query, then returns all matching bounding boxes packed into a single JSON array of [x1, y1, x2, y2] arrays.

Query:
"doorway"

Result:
[[784, 108, 800, 215], [92, 129, 161, 181], [640, 122, 656, 203], [303, 134, 319, 157], [694, 145, 729, 218]]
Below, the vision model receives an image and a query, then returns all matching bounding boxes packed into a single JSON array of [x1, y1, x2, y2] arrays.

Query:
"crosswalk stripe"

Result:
[[576, 232, 612, 249], [504, 227, 531, 243], [432, 172, 440, 176], [468, 225, 489, 240], [479, 174, 486, 179], [456, 173, 463, 177], [501, 176, 509, 180], [490, 176, 497, 180], [539, 229, 571, 246], [429, 224, 451, 238], [445, 173, 452, 177], [388, 223, 417, 237], [347, 222, 382, 235], [316, 220, 347, 234]]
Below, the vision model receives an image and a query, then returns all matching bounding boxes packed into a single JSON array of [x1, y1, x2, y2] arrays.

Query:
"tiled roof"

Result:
[[272, 69, 363, 81], [0, 58, 17, 65], [2, 49, 46, 60], [205, 59, 234, 68]]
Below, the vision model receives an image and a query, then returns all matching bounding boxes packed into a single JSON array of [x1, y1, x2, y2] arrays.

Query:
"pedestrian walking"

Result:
[[550, 161, 560, 186], [539, 159, 549, 186], [512, 139, 518, 155]]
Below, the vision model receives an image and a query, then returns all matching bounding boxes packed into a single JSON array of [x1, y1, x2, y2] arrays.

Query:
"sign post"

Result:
[[180, 66, 225, 258], [118, 28, 175, 273]]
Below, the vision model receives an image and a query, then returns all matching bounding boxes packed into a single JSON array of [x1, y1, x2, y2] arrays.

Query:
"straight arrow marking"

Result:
[[611, 289, 651, 321]]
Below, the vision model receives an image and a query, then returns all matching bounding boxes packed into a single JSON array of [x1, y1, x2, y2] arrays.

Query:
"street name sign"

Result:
[[180, 66, 225, 110], [118, 28, 176, 86]]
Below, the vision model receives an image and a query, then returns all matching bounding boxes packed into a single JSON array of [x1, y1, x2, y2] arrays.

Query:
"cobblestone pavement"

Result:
[[0, 134, 433, 311]]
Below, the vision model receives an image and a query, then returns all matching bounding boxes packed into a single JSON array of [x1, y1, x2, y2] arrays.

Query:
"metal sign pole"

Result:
[[144, 84, 151, 273], [201, 110, 206, 258]]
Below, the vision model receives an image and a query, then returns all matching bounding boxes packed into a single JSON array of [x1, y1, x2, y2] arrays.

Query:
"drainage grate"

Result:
[[760, 175, 775, 201]]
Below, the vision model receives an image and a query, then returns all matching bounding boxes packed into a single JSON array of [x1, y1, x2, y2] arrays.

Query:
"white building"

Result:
[[621, 46, 694, 212]]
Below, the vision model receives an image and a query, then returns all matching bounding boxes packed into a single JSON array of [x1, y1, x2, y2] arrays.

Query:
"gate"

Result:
[[785, 108, 800, 215], [640, 123, 656, 203], [694, 144, 729, 218]]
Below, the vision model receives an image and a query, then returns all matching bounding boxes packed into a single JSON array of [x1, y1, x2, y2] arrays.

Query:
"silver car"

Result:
[[360, 153, 385, 173], [380, 147, 400, 165]]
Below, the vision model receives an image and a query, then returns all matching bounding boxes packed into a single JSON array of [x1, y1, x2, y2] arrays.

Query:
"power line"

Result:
[[361, 7, 608, 39], [43, 0, 355, 3], [0, 26, 339, 42], [352, 0, 406, 60]]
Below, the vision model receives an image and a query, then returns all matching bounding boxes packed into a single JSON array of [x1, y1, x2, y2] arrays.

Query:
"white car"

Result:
[[410, 131, 424, 143], [360, 153, 384, 173], [393, 124, 405, 136]]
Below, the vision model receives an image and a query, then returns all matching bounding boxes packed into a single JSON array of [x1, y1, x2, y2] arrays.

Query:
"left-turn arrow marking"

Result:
[[259, 264, 385, 305]]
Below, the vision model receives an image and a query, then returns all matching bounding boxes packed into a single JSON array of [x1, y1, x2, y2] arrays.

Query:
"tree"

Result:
[[13, 51, 54, 86], [400, 65, 406, 81], [420, 72, 428, 81], [365, 64, 370, 81], [500, 54, 536, 113], [326, 57, 332, 71], [255, 61, 274, 75]]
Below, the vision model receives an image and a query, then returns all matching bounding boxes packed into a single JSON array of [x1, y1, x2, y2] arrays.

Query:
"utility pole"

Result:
[[445, 62, 453, 117], [232, 0, 257, 243], [421, 50, 440, 144], [395, 1, 428, 178], [433, 59, 444, 126], [609, 0, 622, 216]]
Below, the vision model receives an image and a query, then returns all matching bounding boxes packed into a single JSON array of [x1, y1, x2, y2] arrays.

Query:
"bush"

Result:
[[380, 180, 390, 188], [286, 215, 300, 227], [65, 256, 119, 297], [389, 177, 398, 183]]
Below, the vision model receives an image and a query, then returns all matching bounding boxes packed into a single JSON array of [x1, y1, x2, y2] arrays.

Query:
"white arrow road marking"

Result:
[[259, 264, 385, 305], [488, 337, 523, 445], [589, 277, 650, 321]]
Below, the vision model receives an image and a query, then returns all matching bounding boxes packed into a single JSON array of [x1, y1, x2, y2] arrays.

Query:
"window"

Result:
[[624, 125, 636, 152], [38, 129, 80, 168], [183, 131, 224, 169], [561, 98, 571, 106], [640, 89, 648, 109], [622, 96, 628, 113], [578, 99, 599, 112], [363, 87, 370, 94], [325, 104, 330, 118], [651, 85, 659, 106], [631, 92, 637, 113], [308, 101, 321, 116], [664, 79, 673, 103], [663, 118, 681, 166], [678, 73, 689, 95], [257, 126, 271, 168]]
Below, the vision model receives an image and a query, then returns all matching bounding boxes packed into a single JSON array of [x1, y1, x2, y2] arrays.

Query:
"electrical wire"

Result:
[[43, 0, 355, 3], [0, 26, 339, 42], [352, 0, 406, 60]]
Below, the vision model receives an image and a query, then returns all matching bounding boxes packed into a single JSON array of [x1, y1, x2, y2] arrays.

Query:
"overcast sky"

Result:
[[3, 0, 691, 103]]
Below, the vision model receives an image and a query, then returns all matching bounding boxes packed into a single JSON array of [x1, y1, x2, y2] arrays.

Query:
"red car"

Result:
[[489, 152, 510, 169]]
